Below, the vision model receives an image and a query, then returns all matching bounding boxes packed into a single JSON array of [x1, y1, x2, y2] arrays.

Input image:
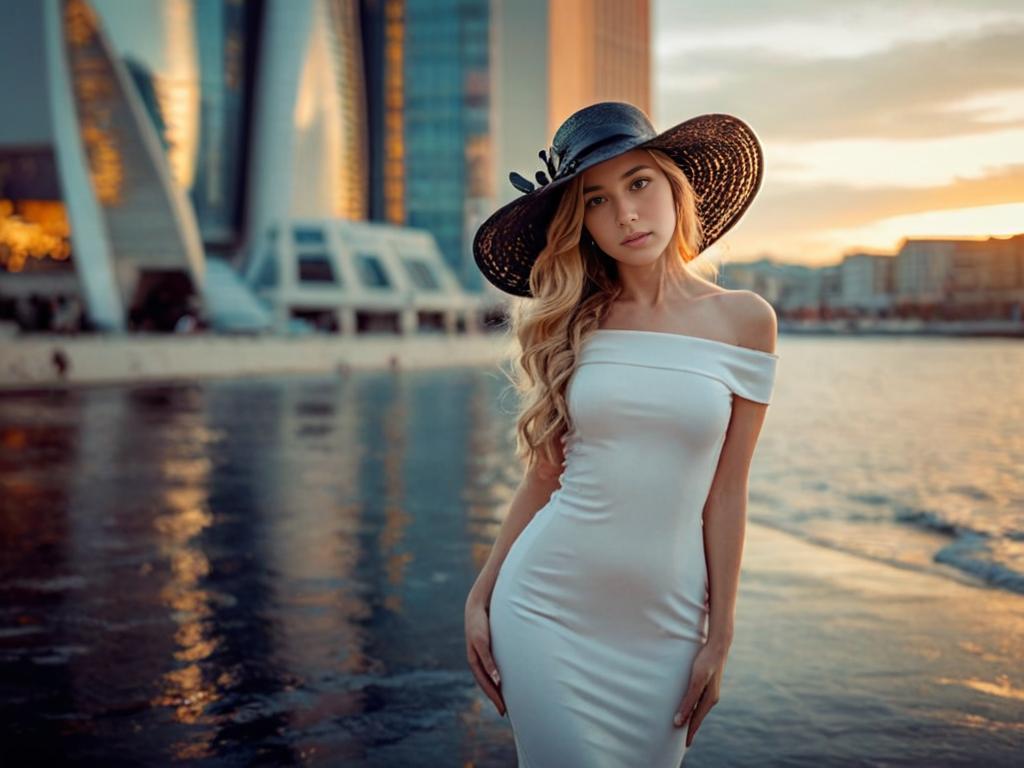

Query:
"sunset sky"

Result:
[[653, 0, 1024, 266]]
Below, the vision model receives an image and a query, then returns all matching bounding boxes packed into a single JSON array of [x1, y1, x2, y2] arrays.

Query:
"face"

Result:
[[580, 148, 677, 266]]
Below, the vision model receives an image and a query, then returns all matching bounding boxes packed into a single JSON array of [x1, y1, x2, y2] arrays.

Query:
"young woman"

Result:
[[464, 101, 779, 766]]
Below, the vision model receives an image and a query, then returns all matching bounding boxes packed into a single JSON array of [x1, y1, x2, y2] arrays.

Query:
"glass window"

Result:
[[401, 257, 440, 291], [293, 226, 325, 245], [297, 252, 337, 284], [356, 252, 392, 288], [254, 250, 278, 288]]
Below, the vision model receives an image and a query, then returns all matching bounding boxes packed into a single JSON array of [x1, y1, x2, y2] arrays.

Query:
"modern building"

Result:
[[893, 238, 958, 309], [547, 0, 651, 134], [250, 219, 476, 334], [358, 0, 498, 296], [484, 0, 651, 310], [491, 0, 651, 212], [0, 0, 481, 336]]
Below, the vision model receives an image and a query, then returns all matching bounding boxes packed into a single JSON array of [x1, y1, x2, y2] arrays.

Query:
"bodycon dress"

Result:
[[488, 328, 779, 768]]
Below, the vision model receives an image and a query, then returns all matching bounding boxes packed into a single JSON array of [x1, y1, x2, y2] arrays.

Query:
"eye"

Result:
[[585, 178, 650, 209]]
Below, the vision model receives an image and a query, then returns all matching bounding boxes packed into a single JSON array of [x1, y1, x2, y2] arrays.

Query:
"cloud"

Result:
[[767, 126, 1024, 188], [718, 162, 1024, 262], [655, 0, 1024, 61], [754, 163, 1024, 232], [655, 20, 1024, 141]]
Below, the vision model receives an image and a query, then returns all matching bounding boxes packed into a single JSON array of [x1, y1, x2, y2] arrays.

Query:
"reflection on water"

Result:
[[0, 337, 1022, 765], [0, 369, 520, 766]]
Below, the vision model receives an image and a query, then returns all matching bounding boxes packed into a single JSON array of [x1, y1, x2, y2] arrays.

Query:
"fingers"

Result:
[[464, 604, 506, 716], [468, 655, 506, 714], [685, 686, 718, 747], [673, 680, 701, 728], [466, 641, 505, 715], [674, 666, 715, 729], [476, 638, 502, 691]]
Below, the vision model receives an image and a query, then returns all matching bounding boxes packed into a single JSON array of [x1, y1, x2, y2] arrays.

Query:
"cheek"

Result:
[[655, 188, 677, 225]]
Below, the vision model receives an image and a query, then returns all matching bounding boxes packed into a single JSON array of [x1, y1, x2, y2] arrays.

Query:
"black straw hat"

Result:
[[473, 101, 764, 298]]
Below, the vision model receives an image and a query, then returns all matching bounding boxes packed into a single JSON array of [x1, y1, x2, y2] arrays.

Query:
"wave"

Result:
[[749, 511, 1024, 597]]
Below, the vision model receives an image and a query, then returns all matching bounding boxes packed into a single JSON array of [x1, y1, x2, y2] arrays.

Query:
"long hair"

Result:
[[500, 147, 711, 474]]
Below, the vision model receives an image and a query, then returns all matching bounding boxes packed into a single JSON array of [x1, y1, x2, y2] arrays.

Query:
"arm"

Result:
[[675, 291, 778, 745], [702, 394, 770, 647], [703, 291, 778, 645], [468, 439, 565, 607], [465, 434, 565, 716]]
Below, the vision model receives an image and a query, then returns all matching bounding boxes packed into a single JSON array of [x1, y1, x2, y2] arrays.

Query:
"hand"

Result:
[[673, 639, 728, 748], [464, 592, 506, 717]]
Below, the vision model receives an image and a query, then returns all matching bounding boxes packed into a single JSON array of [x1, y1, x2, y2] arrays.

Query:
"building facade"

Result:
[[0, 0, 481, 335]]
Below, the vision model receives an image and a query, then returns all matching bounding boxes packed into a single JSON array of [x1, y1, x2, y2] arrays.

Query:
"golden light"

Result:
[[0, 200, 72, 273]]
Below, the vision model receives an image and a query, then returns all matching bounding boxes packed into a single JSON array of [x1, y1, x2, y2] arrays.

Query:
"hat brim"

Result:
[[473, 112, 764, 298]]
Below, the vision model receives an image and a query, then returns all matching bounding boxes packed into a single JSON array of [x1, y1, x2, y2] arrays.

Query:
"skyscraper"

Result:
[[491, 0, 651, 217]]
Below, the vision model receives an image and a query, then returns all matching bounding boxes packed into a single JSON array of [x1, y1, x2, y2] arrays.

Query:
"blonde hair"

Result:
[[499, 148, 712, 474]]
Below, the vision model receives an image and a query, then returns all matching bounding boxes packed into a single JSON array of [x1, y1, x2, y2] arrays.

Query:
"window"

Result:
[[356, 252, 392, 288], [293, 226, 325, 245], [254, 250, 278, 288], [297, 253, 337, 284], [401, 257, 440, 290]]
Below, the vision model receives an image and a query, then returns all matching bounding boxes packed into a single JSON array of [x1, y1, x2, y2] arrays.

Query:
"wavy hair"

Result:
[[499, 148, 712, 474]]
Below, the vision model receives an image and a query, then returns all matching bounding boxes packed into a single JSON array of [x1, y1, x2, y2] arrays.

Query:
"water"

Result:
[[749, 335, 1024, 594], [0, 335, 1022, 765]]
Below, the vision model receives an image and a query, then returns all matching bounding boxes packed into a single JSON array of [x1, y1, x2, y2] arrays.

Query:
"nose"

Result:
[[616, 201, 638, 227]]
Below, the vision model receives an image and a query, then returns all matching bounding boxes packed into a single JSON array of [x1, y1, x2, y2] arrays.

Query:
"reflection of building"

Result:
[[0, 0, 479, 335]]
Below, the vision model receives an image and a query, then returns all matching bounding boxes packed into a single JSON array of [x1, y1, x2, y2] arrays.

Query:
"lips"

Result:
[[621, 231, 652, 245]]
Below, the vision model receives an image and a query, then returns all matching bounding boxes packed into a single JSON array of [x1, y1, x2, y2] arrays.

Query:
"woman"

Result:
[[464, 101, 779, 766]]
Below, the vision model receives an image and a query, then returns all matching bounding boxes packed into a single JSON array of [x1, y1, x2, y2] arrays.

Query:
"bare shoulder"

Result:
[[714, 289, 778, 355]]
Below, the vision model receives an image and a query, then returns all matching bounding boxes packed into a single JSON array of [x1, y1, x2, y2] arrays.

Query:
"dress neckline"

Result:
[[592, 328, 780, 359]]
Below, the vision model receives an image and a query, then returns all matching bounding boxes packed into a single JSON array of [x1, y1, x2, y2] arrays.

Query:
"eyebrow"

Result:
[[583, 165, 652, 195]]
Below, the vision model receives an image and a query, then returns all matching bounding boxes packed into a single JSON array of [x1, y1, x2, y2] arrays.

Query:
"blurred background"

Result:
[[0, 1, 1022, 766]]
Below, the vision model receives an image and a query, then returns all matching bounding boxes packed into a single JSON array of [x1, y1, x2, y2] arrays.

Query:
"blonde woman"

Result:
[[465, 101, 779, 766]]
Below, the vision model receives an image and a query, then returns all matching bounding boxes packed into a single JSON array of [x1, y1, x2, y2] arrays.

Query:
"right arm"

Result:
[[464, 437, 565, 715], [467, 455, 564, 607]]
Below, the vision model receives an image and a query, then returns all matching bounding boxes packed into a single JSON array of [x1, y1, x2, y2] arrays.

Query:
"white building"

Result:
[[0, 0, 480, 336]]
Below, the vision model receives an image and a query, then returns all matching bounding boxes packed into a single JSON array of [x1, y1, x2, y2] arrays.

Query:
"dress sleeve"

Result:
[[722, 353, 778, 404]]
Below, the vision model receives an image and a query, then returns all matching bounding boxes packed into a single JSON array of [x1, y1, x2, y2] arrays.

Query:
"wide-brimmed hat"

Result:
[[473, 101, 764, 297]]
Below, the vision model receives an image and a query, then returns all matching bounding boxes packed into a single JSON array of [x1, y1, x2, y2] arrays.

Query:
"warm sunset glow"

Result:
[[819, 203, 1024, 255], [655, 2, 1024, 266]]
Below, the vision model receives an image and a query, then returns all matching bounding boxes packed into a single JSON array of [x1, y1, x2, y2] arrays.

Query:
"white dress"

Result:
[[488, 329, 779, 767]]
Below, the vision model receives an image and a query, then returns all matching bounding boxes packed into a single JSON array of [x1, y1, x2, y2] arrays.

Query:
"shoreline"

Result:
[[2, 323, 1021, 392], [679, 520, 1024, 766], [0, 332, 511, 391]]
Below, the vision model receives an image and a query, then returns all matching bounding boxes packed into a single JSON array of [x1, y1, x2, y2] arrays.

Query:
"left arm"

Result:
[[674, 291, 778, 745], [703, 391, 771, 646]]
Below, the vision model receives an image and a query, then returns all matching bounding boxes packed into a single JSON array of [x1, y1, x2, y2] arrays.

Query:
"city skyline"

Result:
[[654, 0, 1024, 267]]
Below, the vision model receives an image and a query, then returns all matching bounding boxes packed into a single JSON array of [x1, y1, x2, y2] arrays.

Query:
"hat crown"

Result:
[[550, 102, 658, 174]]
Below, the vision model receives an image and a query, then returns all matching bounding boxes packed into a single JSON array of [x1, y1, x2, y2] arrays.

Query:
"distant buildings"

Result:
[[724, 234, 1024, 321]]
